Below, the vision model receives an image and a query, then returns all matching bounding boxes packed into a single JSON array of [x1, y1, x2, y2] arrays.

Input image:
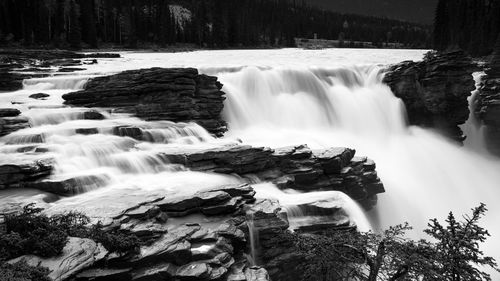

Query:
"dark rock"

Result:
[[25, 174, 109, 196], [63, 68, 227, 136], [82, 110, 106, 120], [0, 108, 21, 117], [76, 128, 99, 135], [161, 144, 383, 207], [476, 41, 500, 156], [0, 158, 54, 189], [58, 67, 86, 73], [384, 50, 476, 143], [29, 93, 50, 99], [0, 115, 30, 136]]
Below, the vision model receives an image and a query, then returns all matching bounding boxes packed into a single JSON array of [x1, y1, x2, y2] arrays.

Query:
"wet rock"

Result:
[[25, 174, 109, 196], [476, 40, 500, 156], [176, 262, 212, 280], [130, 263, 177, 281], [245, 267, 270, 281], [155, 191, 232, 214], [29, 93, 50, 99], [63, 68, 227, 136], [0, 158, 54, 189], [0, 115, 30, 136], [82, 110, 106, 120], [384, 50, 476, 143], [125, 224, 200, 266], [0, 108, 21, 117], [9, 237, 108, 281], [76, 128, 99, 135], [75, 268, 132, 281]]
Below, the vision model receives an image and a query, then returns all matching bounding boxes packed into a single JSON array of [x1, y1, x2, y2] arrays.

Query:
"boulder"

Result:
[[384, 50, 476, 143], [63, 68, 227, 136], [8, 237, 108, 281], [29, 93, 50, 99]]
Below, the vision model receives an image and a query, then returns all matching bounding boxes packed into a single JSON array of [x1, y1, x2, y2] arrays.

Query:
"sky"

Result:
[[305, 0, 438, 24]]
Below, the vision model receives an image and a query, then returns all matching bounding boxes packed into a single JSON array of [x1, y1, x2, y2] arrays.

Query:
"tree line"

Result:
[[434, 0, 500, 56], [0, 0, 432, 49]]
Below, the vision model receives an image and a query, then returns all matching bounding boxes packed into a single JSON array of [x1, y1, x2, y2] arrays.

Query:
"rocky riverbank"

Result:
[[384, 50, 477, 143], [0, 49, 120, 92]]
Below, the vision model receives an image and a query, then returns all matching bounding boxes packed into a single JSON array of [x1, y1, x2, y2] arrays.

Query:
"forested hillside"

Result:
[[434, 0, 500, 56], [0, 0, 431, 49]]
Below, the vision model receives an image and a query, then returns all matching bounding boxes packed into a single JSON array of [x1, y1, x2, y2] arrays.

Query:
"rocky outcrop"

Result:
[[384, 50, 476, 143], [161, 144, 384, 208], [0, 108, 30, 136], [475, 41, 500, 156], [0, 158, 53, 189], [67, 183, 270, 281], [62, 68, 227, 136], [9, 237, 108, 281]]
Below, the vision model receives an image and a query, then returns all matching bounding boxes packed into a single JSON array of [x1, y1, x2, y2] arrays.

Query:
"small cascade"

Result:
[[253, 183, 371, 232], [462, 72, 487, 153], [246, 212, 260, 266], [22, 76, 90, 90]]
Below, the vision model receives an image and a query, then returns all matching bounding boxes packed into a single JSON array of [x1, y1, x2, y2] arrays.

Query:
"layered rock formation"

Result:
[[0, 158, 53, 189], [384, 50, 476, 142], [0, 108, 30, 136], [475, 40, 500, 156], [34, 183, 273, 281], [62, 68, 227, 136], [161, 144, 384, 208]]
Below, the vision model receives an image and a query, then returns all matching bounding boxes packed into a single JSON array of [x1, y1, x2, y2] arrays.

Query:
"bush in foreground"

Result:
[[287, 203, 499, 281], [0, 204, 139, 262]]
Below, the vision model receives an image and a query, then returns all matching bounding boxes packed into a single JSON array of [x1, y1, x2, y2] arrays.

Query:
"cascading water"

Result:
[[1, 49, 498, 277], [219, 64, 500, 272]]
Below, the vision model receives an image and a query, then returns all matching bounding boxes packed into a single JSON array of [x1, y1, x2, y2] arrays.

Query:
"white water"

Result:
[[1, 49, 499, 276]]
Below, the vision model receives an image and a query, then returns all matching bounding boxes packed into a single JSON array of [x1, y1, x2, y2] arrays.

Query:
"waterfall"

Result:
[[220, 65, 500, 265]]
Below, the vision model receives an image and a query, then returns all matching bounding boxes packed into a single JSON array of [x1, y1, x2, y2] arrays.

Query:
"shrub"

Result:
[[0, 261, 51, 281], [1, 204, 139, 261]]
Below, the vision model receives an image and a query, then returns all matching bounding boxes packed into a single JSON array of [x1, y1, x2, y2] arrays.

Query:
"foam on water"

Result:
[[2, 49, 498, 276]]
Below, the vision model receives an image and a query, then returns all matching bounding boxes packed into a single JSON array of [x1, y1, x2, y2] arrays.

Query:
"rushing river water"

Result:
[[1, 48, 499, 273]]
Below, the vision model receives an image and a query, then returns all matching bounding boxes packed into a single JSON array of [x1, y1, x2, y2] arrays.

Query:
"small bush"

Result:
[[0, 261, 51, 281], [1, 204, 139, 261], [89, 223, 140, 255]]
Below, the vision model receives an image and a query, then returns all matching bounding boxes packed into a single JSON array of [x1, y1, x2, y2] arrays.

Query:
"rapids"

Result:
[[1, 49, 499, 275]]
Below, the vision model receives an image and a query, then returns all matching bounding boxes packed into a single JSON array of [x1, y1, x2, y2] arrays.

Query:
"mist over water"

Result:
[[1, 49, 498, 274]]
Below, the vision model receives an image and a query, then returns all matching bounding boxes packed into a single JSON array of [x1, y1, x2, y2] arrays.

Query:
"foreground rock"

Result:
[[384, 50, 476, 143], [55, 183, 271, 281], [161, 144, 384, 208], [9, 237, 108, 281], [476, 42, 500, 156], [62, 68, 227, 136]]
